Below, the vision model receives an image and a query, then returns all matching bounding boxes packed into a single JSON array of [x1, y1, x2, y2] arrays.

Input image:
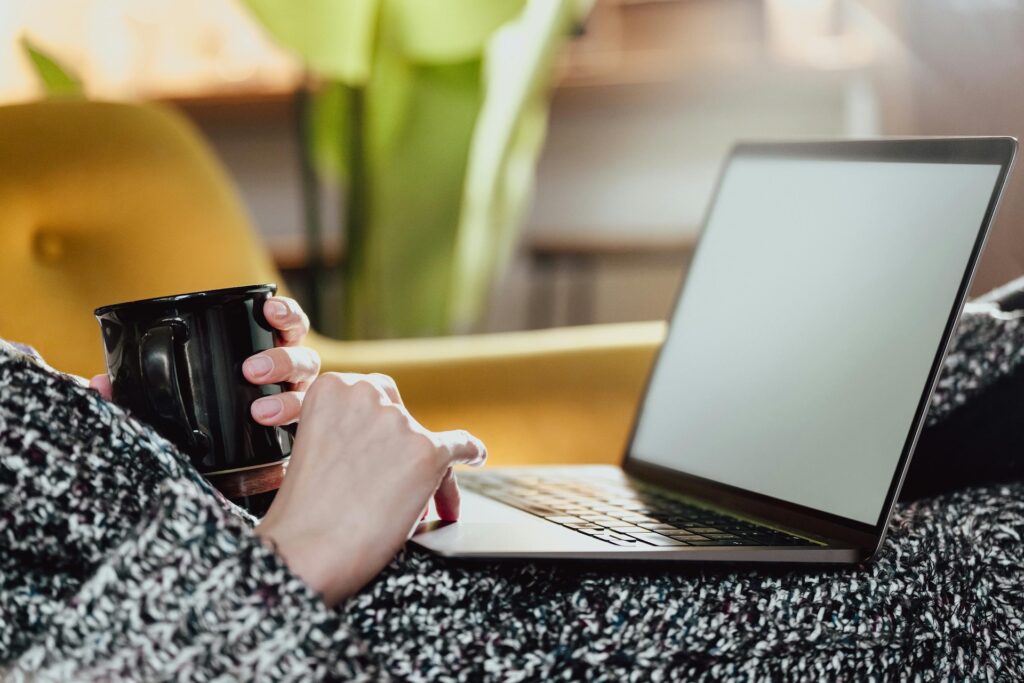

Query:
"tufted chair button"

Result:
[[33, 230, 65, 263]]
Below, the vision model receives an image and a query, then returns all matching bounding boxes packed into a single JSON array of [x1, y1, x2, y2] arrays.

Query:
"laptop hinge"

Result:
[[624, 459, 877, 549]]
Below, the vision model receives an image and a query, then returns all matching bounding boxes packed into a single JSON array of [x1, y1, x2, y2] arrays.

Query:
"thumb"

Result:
[[89, 374, 113, 401]]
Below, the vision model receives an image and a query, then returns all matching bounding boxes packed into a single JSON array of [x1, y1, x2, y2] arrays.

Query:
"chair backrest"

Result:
[[0, 99, 281, 376]]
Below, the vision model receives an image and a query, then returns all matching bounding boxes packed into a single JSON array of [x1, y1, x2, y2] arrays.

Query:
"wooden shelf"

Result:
[[155, 0, 752, 123], [528, 231, 697, 257], [266, 236, 343, 270], [160, 87, 297, 126], [266, 231, 695, 270]]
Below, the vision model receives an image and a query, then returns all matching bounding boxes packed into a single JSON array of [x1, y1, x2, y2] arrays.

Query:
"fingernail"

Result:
[[268, 301, 288, 319], [252, 397, 283, 420], [244, 355, 273, 378]]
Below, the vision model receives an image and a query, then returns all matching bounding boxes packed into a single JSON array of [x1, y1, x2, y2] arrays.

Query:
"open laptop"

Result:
[[413, 138, 1017, 564]]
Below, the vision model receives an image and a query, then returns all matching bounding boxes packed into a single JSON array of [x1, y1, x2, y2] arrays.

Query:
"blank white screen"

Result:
[[630, 157, 1001, 524]]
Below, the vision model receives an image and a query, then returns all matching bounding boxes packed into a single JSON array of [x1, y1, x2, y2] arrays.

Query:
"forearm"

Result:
[[904, 294, 1024, 499], [0, 350, 373, 678], [7, 478, 373, 681], [925, 301, 1024, 427]]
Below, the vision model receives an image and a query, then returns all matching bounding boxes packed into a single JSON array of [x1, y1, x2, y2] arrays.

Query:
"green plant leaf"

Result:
[[20, 38, 82, 96], [447, 0, 578, 330], [388, 0, 524, 63], [307, 81, 351, 183], [347, 60, 482, 338], [243, 0, 380, 84]]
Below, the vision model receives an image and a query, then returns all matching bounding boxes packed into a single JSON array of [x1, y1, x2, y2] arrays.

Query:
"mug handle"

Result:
[[140, 320, 208, 456]]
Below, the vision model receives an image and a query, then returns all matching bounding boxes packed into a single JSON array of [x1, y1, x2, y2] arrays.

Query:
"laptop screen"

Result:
[[629, 151, 1005, 525]]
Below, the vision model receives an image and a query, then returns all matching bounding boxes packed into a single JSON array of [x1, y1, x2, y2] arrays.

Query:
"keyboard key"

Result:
[[742, 536, 783, 546], [665, 531, 702, 539], [617, 514, 657, 523], [563, 522, 603, 529], [580, 529, 638, 544], [637, 523, 680, 531], [585, 517, 622, 526], [628, 533, 689, 547], [543, 516, 584, 524], [516, 505, 560, 516]]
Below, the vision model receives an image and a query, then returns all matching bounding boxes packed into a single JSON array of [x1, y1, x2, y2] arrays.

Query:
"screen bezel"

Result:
[[622, 137, 1017, 551]]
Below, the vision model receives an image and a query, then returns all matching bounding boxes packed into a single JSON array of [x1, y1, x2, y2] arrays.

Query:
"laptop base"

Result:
[[411, 466, 863, 564]]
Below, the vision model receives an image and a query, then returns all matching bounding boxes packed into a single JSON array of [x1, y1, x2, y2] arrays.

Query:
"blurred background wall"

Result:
[[3, 0, 1022, 334]]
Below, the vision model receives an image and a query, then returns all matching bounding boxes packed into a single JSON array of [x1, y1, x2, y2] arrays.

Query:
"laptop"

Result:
[[413, 138, 1017, 564]]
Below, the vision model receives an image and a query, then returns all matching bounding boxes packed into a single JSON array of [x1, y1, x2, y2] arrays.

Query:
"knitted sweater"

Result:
[[2, 306, 1024, 681]]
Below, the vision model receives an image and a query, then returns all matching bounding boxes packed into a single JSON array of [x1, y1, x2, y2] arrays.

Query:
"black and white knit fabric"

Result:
[[2, 305, 1024, 681]]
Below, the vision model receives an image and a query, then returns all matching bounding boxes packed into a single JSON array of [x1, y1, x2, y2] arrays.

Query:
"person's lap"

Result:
[[3, 360, 1022, 680], [343, 341, 1024, 679], [9, 288, 1024, 678], [344, 481, 1024, 680]]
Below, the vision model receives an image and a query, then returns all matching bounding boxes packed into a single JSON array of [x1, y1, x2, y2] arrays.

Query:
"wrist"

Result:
[[255, 522, 353, 606]]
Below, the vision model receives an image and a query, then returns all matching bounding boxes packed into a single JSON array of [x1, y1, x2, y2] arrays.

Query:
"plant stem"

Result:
[[342, 85, 369, 340], [294, 83, 324, 332]]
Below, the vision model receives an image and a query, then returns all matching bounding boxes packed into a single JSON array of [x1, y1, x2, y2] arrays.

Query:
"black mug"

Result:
[[94, 284, 293, 499]]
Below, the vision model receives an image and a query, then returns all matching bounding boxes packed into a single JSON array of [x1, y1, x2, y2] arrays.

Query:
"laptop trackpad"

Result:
[[410, 490, 607, 555]]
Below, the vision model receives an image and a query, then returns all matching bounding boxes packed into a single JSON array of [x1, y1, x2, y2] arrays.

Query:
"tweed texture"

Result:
[[2, 307, 1024, 681], [928, 302, 1024, 425]]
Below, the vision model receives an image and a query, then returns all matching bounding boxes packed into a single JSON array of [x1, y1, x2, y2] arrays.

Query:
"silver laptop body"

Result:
[[413, 138, 1016, 564]]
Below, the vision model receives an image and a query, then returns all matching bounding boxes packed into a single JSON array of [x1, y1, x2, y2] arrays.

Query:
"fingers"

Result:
[[251, 391, 305, 426], [264, 297, 310, 346], [366, 373, 403, 405], [243, 346, 321, 390], [320, 372, 402, 405], [433, 429, 487, 468], [433, 467, 461, 521], [89, 374, 113, 401]]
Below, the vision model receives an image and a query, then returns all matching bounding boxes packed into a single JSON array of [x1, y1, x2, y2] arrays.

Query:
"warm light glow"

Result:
[[765, 0, 875, 71], [0, 0, 302, 103]]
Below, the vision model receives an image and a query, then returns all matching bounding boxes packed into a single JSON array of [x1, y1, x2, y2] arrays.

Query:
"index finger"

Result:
[[264, 297, 310, 346], [434, 467, 461, 521], [433, 429, 487, 468]]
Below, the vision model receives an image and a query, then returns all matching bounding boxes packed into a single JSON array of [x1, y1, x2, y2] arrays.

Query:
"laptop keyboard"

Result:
[[462, 472, 816, 548]]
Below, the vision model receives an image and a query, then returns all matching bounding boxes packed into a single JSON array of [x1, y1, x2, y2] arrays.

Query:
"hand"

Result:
[[241, 297, 320, 427], [255, 372, 487, 606], [88, 297, 320, 426]]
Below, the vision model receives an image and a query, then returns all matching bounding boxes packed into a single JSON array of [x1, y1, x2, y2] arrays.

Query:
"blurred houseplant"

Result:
[[20, 38, 83, 97], [243, 0, 585, 338]]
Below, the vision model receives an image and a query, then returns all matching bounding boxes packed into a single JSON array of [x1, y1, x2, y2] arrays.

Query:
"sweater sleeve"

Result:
[[925, 302, 1024, 426], [0, 350, 375, 680], [903, 302, 1024, 499], [7, 477, 373, 682]]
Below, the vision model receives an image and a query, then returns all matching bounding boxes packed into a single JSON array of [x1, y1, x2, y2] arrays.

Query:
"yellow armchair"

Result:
[[0, 100, 663, 466]]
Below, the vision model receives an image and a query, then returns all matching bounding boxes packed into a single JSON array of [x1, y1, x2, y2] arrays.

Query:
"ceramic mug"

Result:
[[95, 284, 293, 508]]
